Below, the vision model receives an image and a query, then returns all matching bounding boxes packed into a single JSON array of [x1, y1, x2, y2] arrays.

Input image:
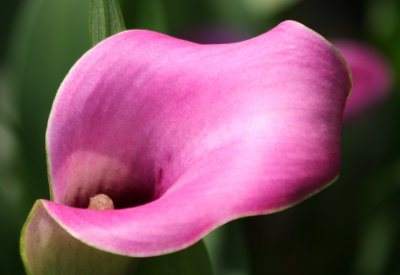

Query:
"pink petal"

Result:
[[334, 41, 392, 121], [44, 20, 351, 256]]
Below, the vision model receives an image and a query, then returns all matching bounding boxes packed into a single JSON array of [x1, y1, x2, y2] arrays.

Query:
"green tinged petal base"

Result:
[[20, 200, 137, 275], [20, 200, 213, 275]]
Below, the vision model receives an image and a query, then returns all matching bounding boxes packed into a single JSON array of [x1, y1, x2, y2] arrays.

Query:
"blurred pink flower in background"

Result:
[[334, 41, 393, 121]]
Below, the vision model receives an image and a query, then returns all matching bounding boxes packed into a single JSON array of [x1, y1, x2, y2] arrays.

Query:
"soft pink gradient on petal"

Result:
[[44, 21, 351, 256], [334, 41, 392, 121]]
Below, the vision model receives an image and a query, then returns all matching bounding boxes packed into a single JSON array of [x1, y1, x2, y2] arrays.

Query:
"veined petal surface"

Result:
[[39, 20, 351, 256]]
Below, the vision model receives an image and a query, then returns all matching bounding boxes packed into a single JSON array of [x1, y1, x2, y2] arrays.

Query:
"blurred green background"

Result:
[[1, 0, 399, 274]]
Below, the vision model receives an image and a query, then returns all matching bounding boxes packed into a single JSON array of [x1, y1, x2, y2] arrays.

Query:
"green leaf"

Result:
[[90, 0, 126, 46], [21, 200, 213, 275]]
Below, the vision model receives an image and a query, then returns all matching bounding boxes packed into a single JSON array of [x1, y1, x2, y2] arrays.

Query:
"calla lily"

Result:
[[334, 41, 392, 121], [21, 20, 352, 273]]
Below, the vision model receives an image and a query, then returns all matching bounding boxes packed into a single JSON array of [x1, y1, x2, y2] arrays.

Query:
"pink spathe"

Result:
[[28, 21, 352, 257]]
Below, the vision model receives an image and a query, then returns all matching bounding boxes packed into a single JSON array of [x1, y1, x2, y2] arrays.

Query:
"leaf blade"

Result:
[[90, 0, 126, 46]]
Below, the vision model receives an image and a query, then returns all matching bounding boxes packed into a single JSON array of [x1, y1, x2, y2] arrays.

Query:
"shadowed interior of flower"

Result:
[[60, 150, 156, 209], [22, 20, 352, 260]]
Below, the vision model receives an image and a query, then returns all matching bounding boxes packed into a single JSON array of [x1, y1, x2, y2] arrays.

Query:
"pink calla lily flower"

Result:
[[334, 41, 392, 121], [21, 20, 352, 271]]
